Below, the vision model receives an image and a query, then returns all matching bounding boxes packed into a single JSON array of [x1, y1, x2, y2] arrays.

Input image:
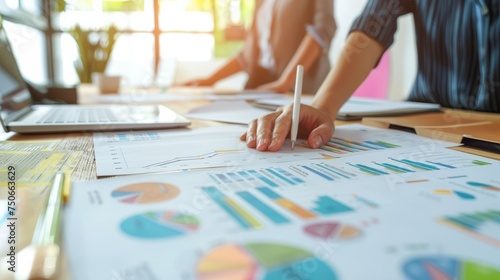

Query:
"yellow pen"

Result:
[[17, 172, 65, 280]]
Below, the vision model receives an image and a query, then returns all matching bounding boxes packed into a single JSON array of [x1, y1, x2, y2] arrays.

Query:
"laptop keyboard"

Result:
[[37, 108, 120, 124]]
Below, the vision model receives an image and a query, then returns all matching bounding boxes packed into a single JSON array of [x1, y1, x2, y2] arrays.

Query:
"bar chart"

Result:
[[466, 181, 500, 192], [255, 187, 370, 219], [321, 136, 400, 154], [201, 183, 377, 229], [257, 187, 318, 219], [208, 167, 306, 189], [344, 150, 492, 177], [201, 186, 262, 229], [439, 210, 500, 247]]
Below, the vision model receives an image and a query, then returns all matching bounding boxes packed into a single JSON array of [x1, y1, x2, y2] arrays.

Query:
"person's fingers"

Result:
[[243, 105, 301, 151], [307, 123, 334, 149], [255, 111, 281, 151], [268, 107, 293, 151], [242, 119, 258, 148]]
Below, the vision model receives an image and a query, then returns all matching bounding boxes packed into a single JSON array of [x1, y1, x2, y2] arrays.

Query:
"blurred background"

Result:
[[0, 0, 416, 100]]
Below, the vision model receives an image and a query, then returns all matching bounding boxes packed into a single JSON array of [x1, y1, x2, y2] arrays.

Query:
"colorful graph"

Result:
[[257, 187, 317, 219], [196, 242, 338, 280], [320, 136, 399, 154], [304, 222, 362, 240], [202, 187, 262, 229], [237, 191, 290, 224], [113, 132, 161, 142], [209, 167, 305, 189], [439, 210, 500, 247], [466, 181, 500, 191], [347, 157, 456, 176], [144, 150, 245, 168], [209, 163, 361, 187], [256, 187, 360, 219], [433, 190, 476, 200], [308, 163, 357, 179], [403, 256, 500, 279], [120, 211, 199, 239], [312, 196, 354, 215], [111, 182, 180, 204]]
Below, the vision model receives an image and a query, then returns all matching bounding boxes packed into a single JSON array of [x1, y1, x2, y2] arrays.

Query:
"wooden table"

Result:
[[1, 85, 498, 279]]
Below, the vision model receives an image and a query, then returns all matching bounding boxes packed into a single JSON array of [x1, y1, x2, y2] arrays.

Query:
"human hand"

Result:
[[240, 104, 334, 151]]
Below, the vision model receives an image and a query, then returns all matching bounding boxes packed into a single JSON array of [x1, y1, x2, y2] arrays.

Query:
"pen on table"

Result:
[[19, 172, 65, 280], [291, 64, 304, 150]]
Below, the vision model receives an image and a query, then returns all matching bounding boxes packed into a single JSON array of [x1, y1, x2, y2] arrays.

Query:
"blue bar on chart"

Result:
[[321, 137, 400, 154], [330, 137, 379, 151], [373, 162, 414, 173], [202, 187, 262, 229], [238, 171, 265, 187], [248, 170, 279, 188], [353, 194, 378, 208], [347, 163, 389, 176], [426, 161, 456, 169], [323, 140, 357, 153], [312, 196, 354, 215], [301, 165, 335, 181], [115, 132, 160, 142], [257, 187, 317, 219], [272, 168, 305, 184], [210, 167, 307, 189], [314, 163, 356, 179], [226, 172, 252, 188], [265, 169, 296, 185], [237, 191, 290, 224], [211, 174, 232, 184], [440, 210, 500, 246], [389, 157, 440, 171], [364, 140, 399, 149]]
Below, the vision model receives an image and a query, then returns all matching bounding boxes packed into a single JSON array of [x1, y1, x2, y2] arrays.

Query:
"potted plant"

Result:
[[69, 23, 119, 84]]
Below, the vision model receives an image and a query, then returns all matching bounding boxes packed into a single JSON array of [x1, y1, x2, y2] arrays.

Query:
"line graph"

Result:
[[143, 150, 244, 168], [92, 126, 341, 177]]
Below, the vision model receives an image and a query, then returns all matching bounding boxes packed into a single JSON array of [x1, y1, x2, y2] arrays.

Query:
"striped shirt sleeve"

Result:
[[349, 0, 414, 51]]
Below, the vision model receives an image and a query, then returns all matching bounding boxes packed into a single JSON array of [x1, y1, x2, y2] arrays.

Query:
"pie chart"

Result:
[[121, 211, 199, 239], [196, 242, 337, 280], [111, 182, 180, 204], [304, 221, 362, 240], [403, 256, 500, 279]]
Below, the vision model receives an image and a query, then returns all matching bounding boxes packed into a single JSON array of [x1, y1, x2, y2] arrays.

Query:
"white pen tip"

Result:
[[291, 140, 295, 150]]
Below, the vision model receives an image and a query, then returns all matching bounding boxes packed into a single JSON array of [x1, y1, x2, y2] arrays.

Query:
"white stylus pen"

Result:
[[291, 65, 303, 150]]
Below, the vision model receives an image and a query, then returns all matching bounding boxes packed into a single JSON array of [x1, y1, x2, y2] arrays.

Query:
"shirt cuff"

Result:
[[306, 24, 328, 50]]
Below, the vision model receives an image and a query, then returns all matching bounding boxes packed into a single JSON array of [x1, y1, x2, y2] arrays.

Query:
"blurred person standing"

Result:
[[182, 0, 336, 94]]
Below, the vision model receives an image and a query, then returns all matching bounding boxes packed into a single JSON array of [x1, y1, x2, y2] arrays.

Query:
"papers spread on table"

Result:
[[185, 100, 271, 124], [254, 96, 442, 120], [66, 131, 500, 279], [0, 139, 82, 188], [92, 124, 458, 177], [90, 90, 285, 103]]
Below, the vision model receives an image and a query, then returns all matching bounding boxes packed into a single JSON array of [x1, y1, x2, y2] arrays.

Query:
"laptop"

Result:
[[0, 22, 191, 134]]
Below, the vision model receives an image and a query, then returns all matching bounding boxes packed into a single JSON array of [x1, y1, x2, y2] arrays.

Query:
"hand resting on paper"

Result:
[[240, 103, 334, 151]]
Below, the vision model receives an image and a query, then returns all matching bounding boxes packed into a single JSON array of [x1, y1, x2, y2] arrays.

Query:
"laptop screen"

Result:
[[0, 19, 33, 126]]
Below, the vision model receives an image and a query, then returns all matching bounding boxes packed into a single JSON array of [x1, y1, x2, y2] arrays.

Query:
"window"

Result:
[[0, 0, 254, 87]]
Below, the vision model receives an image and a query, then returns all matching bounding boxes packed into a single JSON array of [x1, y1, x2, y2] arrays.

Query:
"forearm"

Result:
[[278, 34, 323, 89], [312, 31, 385, 119], [205, 56, 243, 83]]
